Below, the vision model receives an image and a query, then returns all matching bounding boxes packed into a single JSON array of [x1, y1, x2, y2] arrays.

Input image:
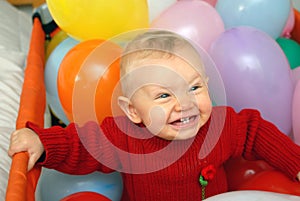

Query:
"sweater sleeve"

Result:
[[233, 108, 300, 180], [26, 121, 118, 174]]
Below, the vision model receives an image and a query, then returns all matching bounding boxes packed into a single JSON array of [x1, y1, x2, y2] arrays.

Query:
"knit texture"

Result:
[[27, 106, 300, 201]]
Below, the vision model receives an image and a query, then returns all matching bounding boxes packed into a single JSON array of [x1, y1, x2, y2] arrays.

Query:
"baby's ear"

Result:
[[118, 96, 142, 123]]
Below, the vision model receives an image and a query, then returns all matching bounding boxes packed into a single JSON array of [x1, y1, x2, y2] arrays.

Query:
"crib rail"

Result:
[[6, 17, 46, 201]]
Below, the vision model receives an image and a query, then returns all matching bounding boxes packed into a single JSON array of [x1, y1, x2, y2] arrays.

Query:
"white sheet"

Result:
[[0, 1, 35, 200], [0, 58, 24, 127], [0, 0, 32, 68]]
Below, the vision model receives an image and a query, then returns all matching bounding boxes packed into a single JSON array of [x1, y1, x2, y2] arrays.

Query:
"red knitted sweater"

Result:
[[28, 107, 300, 201]]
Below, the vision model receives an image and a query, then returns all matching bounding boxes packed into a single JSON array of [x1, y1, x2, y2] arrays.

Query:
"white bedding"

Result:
[[0, 1, 37, 200]]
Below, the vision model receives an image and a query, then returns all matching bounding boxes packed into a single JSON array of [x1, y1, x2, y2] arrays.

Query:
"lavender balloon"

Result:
[[209, 26, 293, 134], [293, 81, 300, 145]]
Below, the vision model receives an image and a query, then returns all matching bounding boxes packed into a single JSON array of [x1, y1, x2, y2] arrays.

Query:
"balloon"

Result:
[[292, 80, 300, 145], [61, 192, 111, 201], [291, 9, 300, 44], [205, 190, 300, 201], [147, 0, 176, 23], [46, 30, 68, 60], [195, 44, 227, 107], [46, 0, 149, 41], [178, 0, 218, 7], [290, 66, 300, 86], [57, 39, 123, 125], [203, 0, 218, 6], [150, 0, 224, 50], [215, 0, 291, 39], [276, 37, 300, 70], [209, 26, 293, 134], [224, 157, 274, 191], [281, 4, 295, 38], [238, 170, 300, 196], [45, 37, 79, 125], [36, 168, 123, 201], [292, 0, 300, 11]]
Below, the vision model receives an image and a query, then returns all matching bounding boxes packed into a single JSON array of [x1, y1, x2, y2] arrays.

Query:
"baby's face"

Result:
[[122, 55, 212, 140]]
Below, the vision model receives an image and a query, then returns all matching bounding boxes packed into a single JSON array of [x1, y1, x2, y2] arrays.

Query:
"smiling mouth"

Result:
[[170, 115, 198, 128], [180, 117, 192, 124]]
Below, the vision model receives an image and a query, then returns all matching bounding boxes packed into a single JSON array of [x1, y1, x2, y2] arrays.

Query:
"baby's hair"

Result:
[[122, 30, 184, 55], [120, 29, 207, 95], [121, 30, 204, 73]]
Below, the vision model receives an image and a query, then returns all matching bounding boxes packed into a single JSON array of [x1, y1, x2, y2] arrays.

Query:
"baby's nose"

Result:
[[175, 94, 194, 111]]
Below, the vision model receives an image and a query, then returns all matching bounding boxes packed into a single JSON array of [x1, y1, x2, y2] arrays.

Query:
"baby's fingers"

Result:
[[27, 152, 41, 171], [8, 138, 28, 157], [8, 128, 36, 157]]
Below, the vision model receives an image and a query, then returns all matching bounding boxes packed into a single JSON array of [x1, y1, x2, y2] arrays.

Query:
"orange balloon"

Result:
[[58, 39, 123, 125], [95, 58, 123, 124]]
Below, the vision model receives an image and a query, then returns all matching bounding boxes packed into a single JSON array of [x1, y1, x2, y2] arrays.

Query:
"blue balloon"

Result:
[[36, 168, 123, 201], [45, 37, 79, 125], [215, 0, 291, 39]]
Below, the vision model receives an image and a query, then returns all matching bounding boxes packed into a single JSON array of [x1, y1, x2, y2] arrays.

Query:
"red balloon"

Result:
[[224, 156, 274, 190], [238, 170, 300, 196], [60, 191, 111, 201]]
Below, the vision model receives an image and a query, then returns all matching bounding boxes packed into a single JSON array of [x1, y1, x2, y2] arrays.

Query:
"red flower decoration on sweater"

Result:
[[199, 165, 216, 200], [201, 164, 216, 181]]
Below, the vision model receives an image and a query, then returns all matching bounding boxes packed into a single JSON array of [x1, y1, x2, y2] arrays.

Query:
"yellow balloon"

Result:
[[46, 0, 149, 41], [45, 30, 68, 60]]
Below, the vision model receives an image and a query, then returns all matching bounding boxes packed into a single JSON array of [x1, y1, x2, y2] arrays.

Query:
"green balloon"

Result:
[[276, 37, 300, 70]]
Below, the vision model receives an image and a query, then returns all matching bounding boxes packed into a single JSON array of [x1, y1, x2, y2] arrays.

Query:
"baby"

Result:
[[9, 30, 300, 201]]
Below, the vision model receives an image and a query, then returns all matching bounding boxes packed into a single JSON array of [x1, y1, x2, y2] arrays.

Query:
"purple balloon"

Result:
[[291, 66, 300, 87], [293, 81, 300, 145], [209, 26, 293, 134]]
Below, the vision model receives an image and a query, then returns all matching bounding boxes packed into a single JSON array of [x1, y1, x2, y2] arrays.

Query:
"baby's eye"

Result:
[[157, 93, 170, 99], [189, 85, 201, 92]]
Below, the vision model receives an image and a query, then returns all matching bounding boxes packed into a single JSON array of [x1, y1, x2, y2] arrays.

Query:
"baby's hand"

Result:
[[298, 172, 300, 181], [8, 128, 44, 171]]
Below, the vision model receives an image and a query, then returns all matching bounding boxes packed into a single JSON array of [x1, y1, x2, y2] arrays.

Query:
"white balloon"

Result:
[[147, 0, 176, 22], [205, 190, 300, 201]]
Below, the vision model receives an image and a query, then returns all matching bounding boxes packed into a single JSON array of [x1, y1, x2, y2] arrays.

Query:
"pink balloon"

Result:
[[281, 3, 295, 38], [293, 80, 300, 145], [150, 0, 224, 51], [290, 66, 300, 87]]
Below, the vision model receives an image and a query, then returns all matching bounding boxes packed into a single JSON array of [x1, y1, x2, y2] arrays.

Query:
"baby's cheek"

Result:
[[199, 95, 213, 111], [146, 106, 167, 135]]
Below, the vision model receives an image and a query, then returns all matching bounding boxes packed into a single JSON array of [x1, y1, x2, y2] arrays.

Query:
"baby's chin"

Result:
[[156, 128, 199, 141]]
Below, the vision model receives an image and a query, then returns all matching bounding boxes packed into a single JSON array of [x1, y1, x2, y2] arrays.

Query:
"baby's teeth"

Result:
[[181, 117, 190, 124]]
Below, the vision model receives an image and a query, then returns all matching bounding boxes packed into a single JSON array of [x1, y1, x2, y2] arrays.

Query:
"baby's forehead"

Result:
[[120, 46, 207, 95], [123, 58, 204, 87], [121, 65, 206, 99], [125, 47, 204, 70]]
